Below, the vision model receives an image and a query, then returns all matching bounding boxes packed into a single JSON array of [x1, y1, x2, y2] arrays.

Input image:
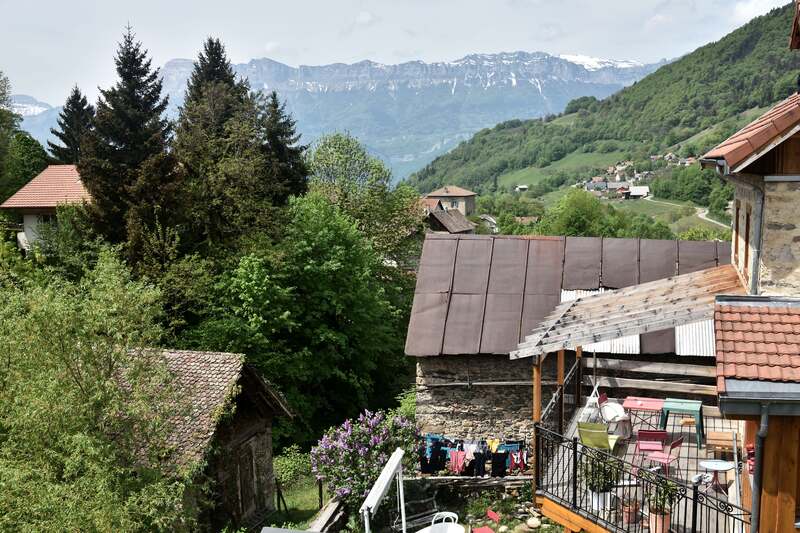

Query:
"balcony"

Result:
[[533, 361, 751, 533]]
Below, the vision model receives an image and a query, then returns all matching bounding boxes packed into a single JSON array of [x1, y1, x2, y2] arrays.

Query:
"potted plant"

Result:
[[580, 450, 621, 511], [645, 478, 680, 533], [620, 495, 640, 525]]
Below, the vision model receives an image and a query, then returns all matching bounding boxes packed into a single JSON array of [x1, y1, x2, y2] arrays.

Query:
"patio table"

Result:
[[659, 398, 705, 448], [622, 396, 665, 429], [699, 459, 735, 495]]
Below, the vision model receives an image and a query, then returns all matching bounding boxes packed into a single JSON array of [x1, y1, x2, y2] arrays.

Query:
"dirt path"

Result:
[[644, 196, 728, 229]]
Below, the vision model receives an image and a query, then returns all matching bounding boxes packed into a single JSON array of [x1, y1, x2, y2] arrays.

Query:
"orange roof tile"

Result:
[[702, 93, 800, 171], [715, 298, 800, 393], [0, 165, 91, 210], [426, 185, 477, 197]]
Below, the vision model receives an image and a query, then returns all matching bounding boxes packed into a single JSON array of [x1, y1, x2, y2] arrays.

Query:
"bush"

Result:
[[274, 445, 312, 488], [310, 410, 417, 510]]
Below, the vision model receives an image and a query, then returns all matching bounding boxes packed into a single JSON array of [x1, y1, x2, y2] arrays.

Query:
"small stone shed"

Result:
[[404, 234, 731, 441], [163, 350, 292, 529]]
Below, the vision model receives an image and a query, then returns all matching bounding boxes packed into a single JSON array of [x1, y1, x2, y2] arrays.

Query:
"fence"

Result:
[[534, 425, 750, 533]]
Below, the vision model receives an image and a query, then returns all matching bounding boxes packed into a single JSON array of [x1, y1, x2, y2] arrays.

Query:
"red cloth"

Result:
[[486, 509, 501, 523], [473, 528, 494, 533]]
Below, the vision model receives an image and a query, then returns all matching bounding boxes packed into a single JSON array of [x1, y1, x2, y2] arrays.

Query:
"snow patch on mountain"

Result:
[[10, 94, 52, 117], [559, 54, 643, 71]]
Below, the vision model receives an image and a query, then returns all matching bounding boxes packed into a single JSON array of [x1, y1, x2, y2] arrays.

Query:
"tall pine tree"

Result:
[[48, 86, 94, 164], [184, 37, 246, 106], [79, 27, 170, 243], [263, 90, 308, 203]]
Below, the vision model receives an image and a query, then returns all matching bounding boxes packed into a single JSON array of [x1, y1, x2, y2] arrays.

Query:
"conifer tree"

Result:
[[184, 37, 245, 106], [263, 90, 308, 203], [48, 86, 94, 164], [79, 27, 170, 244]]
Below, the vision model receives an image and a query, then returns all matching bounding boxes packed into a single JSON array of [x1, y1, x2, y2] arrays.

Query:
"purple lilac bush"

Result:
[[311, 409, 418, 509]]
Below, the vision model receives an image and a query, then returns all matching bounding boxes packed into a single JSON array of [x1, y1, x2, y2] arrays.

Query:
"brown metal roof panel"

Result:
[[525, 238, 564, 295], [641, 329, 677, 354], [601, 238, 639, 289], [452, 238, 493, 294], [639, 239, 677, 282], [678, 240, 718, 274], [442, 294, 486, 354], [717, 241, 732, 265], [405, 293, 450, 356], [488, 238, 528, 294], [415, 237, 458, 293], [562, 237, 602, 290], [480, 293, 524, 354], [520, 293, 560, 343]]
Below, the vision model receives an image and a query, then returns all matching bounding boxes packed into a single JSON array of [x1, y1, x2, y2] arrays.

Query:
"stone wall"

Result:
[[415, 354, 568, 442], [760, 181, 800, 296]]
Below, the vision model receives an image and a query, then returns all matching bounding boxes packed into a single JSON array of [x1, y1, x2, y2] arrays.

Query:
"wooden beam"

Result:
[[533, 358, 542, 422], [557, 350, 565, 385], [537, 497, 612, 533], [585, 376, 717, 396], [588, 358, 715, 378]]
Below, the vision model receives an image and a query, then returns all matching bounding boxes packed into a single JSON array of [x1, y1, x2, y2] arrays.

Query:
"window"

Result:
[[733, 200, 740, 264], [450, 200, 459, 209]]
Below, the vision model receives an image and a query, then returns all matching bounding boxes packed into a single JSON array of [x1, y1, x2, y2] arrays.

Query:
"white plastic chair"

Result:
[[431, 512, 459, 525]]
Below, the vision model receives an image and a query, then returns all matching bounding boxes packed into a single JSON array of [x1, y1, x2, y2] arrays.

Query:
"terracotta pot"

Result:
[[649, 511, 671, 533], [621, 502, 639, 524]]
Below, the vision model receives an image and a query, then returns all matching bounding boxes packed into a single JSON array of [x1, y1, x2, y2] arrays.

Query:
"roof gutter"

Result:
[[751, 404, 770, 533]]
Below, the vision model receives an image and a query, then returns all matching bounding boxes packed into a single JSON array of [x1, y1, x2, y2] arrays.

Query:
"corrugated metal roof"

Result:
[[510, 265, 746, 361], [406, 235, 732, 357]]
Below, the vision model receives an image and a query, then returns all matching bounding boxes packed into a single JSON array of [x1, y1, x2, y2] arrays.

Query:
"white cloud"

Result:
[[645, 13, 673, 30], [355, 10, 376, 26], [264, 41, 281, 53], [732, 0, 787, 24]]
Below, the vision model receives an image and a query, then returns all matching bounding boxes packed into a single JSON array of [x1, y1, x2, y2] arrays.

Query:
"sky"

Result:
[[0, 0, 791, 105]]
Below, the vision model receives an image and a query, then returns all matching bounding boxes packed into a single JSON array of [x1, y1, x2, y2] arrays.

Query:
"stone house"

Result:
[[404, 234, 730, 441], [163, 350, 292, 529], [425, 185, 477, 216], [0, 165, 90, 250], [701, 92, 800, 296]]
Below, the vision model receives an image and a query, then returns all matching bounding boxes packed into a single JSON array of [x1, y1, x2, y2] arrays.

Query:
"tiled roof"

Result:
[[702, 93, 800, 172], [406, 234, 732, 357], [0, 165, 91, 209], [161, 350, 291, 465], [715, 298, 800, 393], [427, 185, 477, 197], [420, 197, 443, 212]]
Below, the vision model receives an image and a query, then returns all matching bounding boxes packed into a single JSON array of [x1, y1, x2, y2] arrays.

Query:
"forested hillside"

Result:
[[409, 3, 799, 193]]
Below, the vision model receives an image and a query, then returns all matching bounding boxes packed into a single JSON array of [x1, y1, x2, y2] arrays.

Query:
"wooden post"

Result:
[[533, 356, 542, 423], [575, 347, 583, 409]]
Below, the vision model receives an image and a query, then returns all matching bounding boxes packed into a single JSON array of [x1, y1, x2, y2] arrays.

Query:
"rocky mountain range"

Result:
[[16, 51, 663, 179]]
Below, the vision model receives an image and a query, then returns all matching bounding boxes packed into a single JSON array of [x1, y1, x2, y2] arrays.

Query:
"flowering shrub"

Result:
[[311, 410, 418, 509]]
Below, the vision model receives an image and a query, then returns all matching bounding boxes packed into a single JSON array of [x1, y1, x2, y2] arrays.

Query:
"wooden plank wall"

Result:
[[760, 416, 800, 533]]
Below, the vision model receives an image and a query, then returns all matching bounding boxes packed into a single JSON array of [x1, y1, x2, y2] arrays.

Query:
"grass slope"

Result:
[[408, 3, 799, 194], [497, 151, 626, 188]]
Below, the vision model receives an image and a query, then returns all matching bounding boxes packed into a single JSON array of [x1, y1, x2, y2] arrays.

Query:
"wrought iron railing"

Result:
[[534, 425, 750, 533]]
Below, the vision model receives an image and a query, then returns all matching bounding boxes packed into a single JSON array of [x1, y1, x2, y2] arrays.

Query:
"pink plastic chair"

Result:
[[647, 437, 684, 477], [635, 430, 668, 459]]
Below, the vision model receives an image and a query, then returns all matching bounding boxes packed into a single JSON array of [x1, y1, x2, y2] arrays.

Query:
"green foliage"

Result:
[[0, 70, 20, 178], [79, 26, 171, 244], [274, 445, 312, 488], [0, 251, 198, 531], [677, 226, 732, 242], [640, 472, 681, 514], [32, 203, 104, 280], [48, 85, 95, 164], [0, 131, 48, 202], [390, 388, 416, 421], [184, 193, 410, 444], [307, 132, 424, 265], [409, 4, 797, 192], [536, 189, 674, 239], [564, 96, 599, 115], [477, 192, 545, 218], [580, 450, 622, 493]]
